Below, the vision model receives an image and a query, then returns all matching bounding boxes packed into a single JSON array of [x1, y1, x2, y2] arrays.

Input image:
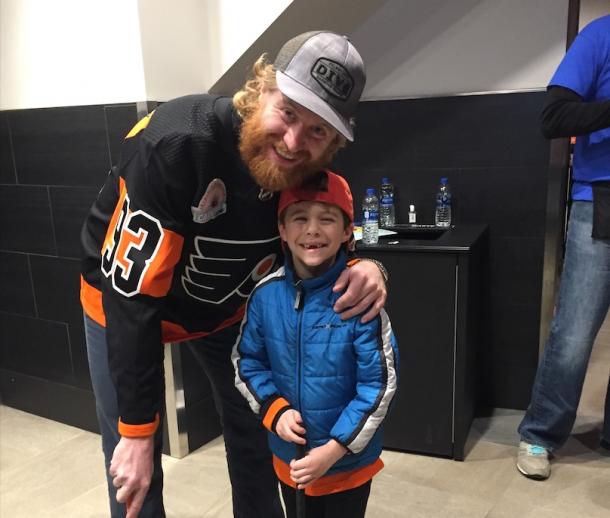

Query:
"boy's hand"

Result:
[[276, 409, 307, 444], [289, 439, 347, 488], [333, 260, 386, 323]]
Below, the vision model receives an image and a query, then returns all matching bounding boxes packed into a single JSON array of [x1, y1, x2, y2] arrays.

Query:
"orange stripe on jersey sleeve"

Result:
[[118, 414, 160, 437], [104, 177, 184, 299], [138, 227, 184, 297], [101, 177, 128, 260]]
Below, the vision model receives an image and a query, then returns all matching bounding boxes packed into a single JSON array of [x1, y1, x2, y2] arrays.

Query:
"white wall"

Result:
[[352, 0, 570, 100], [580, 0, 610, 29], [0, 0, 584, 109], [215, 0, 292, 76], [138, 0, 292, 102], [0, 0, 292, 110], [0, 0, 147, 110]]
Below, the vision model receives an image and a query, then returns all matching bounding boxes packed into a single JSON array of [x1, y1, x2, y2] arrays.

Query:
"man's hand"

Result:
[[333, 260, 386, 322], [109, 435, 154, 518], [276, 409, 307, 444], [290, 440, 347, 489]]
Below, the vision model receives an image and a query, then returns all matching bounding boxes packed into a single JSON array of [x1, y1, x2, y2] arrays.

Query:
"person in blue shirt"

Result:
[[517, 14, 610, 480], [233, 170, 399, 517]]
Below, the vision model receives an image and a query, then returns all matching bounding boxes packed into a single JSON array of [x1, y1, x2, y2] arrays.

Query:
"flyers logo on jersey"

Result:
[[101, 178, 183, 298], [182, 235, 279, 305]]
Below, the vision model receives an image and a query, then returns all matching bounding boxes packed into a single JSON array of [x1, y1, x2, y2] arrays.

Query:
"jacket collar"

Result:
[[284, 249, 346, 294]]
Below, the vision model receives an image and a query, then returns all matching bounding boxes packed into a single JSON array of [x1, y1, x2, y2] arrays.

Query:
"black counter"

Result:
[[357, 225, 488, 460], [357, 224, 487, 253]]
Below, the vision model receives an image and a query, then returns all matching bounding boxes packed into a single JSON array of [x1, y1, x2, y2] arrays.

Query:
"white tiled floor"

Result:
[[1, 316, 609, 517]]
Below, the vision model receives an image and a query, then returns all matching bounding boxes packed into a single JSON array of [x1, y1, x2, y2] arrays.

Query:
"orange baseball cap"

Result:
[[278, 170, 354, 223]]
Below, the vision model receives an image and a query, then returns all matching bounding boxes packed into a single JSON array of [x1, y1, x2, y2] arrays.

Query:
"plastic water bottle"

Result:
[[362, 188, 379, 245], [435, 177, 452, 227], [379, 177, 395, 228]]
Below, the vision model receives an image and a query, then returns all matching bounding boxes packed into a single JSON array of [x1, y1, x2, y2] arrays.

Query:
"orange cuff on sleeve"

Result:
[[118, 414, 160, 437], [262, 397, 291, 432]]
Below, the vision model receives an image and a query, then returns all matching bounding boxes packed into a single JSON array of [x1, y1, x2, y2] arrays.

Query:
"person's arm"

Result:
[[233, 290, 308, 444], [541, 85, 610, 138], [329, 310, 398, 454], [232, 288, 295, 432], [102, 129, 196, 516], [289, 312, 399, 488], [332, 259, 387, 323]]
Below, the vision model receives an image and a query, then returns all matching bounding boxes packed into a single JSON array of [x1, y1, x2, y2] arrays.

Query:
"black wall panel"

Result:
[[9, 105, 111, 187], [0, 313, 72, 383], [50, 186, 102, 259], [0, 102, 137, 427], [0, 113, 16, 184], [0, 185, 56, 254], [333, 91, 554, 409], [0, 251, 36, 316], [29, 255, 81, 324]]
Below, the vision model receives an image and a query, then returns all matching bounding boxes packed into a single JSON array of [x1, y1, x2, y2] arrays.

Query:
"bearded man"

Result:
[[80, 31, 387, 518]]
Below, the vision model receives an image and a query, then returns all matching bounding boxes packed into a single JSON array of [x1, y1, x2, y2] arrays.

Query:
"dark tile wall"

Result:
[[0, 103, 138, 426], [0, 91, 560, 426], [333, 91, 556, 409]]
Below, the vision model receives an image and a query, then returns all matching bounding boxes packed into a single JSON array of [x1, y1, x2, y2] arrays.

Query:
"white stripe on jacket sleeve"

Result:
[[347, 309, 398, 453], [232, 267, 285, 415]]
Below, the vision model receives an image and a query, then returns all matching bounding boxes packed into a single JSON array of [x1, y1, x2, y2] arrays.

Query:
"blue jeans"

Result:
[[85, 316, 283, 518], [85, 315, 165, 517], [518, 201, 610, 451]]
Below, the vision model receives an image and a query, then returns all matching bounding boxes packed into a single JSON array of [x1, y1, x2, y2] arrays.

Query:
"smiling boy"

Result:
[[233, 170, 399, 518]]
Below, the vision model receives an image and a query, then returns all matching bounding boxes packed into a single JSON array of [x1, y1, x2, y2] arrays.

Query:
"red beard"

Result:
[[239, 107, 335, 191]]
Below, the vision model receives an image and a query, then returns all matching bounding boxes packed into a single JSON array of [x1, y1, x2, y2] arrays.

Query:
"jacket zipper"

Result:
[[294, 281, 304, 416]]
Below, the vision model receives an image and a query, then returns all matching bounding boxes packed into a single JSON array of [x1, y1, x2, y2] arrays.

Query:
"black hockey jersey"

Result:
[[80, 95, 281, 436]]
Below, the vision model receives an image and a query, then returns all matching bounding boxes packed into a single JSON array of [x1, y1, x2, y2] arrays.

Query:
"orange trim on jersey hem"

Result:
[[262, 397, 291, 431], [160, 305, 246, 343], [79, 277, 246, 343], [273, 455, 383, 496], [118, 414, 160, 437], [81, 276, 106, 327]]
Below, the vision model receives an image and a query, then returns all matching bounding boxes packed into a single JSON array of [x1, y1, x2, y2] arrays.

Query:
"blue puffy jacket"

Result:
[[233, 252, 399, 476]]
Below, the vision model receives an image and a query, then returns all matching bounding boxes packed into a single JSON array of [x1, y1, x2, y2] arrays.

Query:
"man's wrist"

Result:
[[357, 258, 389, 284]]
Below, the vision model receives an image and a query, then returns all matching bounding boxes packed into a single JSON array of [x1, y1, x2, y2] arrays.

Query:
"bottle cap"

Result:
[[382, 177, 390, 184], [440, 177, 448, 184], [366, 187, 376, 195], [409, 204, 415, 211]]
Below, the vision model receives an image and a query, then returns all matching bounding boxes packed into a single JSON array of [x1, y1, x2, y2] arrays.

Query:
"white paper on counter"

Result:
[[353, 226, 397, 241]]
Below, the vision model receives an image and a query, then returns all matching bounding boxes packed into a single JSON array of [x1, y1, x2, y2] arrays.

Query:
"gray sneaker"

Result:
[[517, 441, 550, 480]]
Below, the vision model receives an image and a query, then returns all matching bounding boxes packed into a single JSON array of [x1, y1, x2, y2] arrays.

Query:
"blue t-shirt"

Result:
[[549, 15, 610, 201]]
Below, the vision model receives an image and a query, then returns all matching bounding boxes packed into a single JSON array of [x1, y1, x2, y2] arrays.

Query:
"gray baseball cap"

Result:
[[274, 31, 366, 142]]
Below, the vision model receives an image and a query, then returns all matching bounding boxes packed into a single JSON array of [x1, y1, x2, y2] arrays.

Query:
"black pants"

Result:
[[280, 480, 371, 518], [187, 326, 284, 518]]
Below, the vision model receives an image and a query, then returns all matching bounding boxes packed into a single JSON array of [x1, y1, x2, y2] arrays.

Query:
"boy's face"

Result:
[[279, 201, 352, 279]]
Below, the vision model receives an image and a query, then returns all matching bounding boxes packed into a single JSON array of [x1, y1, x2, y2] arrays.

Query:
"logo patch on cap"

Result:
[[311, 58, 354, 100]]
